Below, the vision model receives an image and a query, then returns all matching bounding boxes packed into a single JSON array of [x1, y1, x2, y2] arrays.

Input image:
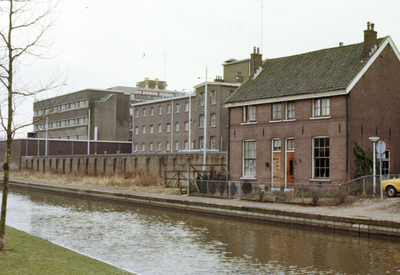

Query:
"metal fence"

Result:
[[188, 175, 395, 206]]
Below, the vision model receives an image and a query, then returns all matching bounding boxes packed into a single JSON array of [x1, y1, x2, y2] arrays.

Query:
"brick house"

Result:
[[224, 23, 400, 185]]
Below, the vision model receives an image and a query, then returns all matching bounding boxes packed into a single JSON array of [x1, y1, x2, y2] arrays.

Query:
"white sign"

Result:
[[376, 141, 386, 154]]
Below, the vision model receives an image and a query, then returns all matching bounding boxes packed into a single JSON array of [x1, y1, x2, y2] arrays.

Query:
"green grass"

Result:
[[0, 226, 133, 274]]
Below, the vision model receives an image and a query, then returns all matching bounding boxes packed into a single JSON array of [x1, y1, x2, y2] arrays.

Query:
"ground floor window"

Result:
[[243, 140, 256, 177], [314, 137, 329, 178], [381, 150, 390, 175]]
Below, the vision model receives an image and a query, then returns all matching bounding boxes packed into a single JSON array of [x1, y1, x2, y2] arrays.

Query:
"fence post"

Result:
[[238, 181, 241, 199], [363, 177, 366, 195], [339, 184, 342, 205], [268, 184, 271, 202], [228, 181, 231, 199], [301, 184, 304, 204]]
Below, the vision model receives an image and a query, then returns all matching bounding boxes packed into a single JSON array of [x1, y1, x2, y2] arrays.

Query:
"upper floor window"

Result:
[[142, 108, 146, 117], [142, 143, 145, 152], [166, 104, 171, 114], [135, 126, 139, 135], [166, 123, 171, 133], [84, 99, 88, 107], [135, 109, 139, 118], [272, 103, 281, 120], [228, 91, 234, 97], [158, 124, 162, 133], [314, 98, 330, 117], [210, 114, 216, 127], [199, 115, 204, 128], [185, 102, 189, 112], [150, 107, 154, 116], [134, 143, 138, 152], [150, 125, 154, 134], [184, 121, 189, 131], [142, 125, 146, 134], [243, 105, 256, 122], [286, 102, 295, 119], [175, 122, 179, 132], [158, 106, 162, 115], [176, 104, 180, 113], [199, 137, 204, 150], [157, 142, 162, 151], [199, 93, 205, 106], [210, 91, 216, 104], [175, 141, 179, 151], [166, 141, 170, 151], [185, 141, 189, 150], [149, 143, 154, 152], [210, 136, 216, 149]]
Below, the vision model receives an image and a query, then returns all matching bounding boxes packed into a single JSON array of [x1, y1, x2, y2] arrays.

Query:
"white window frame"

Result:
[[142, 125, 146, 134], [272, 103, 281, 120], [176, 104, 180, 113], [166, 123, 171, 133], [243, 140, 256, 178], [150, 125, 154, 134], [158, 106, 162, 115], [184, 121, 189, 131], [142, 108, 146, 117], [210, 91, 216, 104], [184, 102, 189, 112], [175, 141, 179, 151], [286, 101, 295, 120], [199, 137, 204, 150], [158, 124, 162, 133], [210, 114, 216, 127], [166, 104, 171, 114], [199, 115, 204, 128], [199, 93, 205, 106], [210, 136, 216, 150], [175, 122, 179, 132], [313, 98, 330, 117], [150, 107, 154, 116], [313, 137, 330, 179]]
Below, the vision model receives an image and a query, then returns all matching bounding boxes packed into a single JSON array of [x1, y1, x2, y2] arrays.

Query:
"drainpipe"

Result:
[[189, 94, 191, 153], [346, 94, 349, 173], [227, 107, 230, 180]]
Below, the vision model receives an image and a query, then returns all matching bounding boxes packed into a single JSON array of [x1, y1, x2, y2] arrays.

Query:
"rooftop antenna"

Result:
[[164, 50, 169, 81]]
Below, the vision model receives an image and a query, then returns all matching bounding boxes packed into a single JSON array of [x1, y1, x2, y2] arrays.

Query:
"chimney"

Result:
[[136, 82, 139, 87], [145, 77, 149, 88], [155, 78, 159, 89], [163, 83, 167, 90], [363, 22, 377, 59], [250, 47, 262, 78]]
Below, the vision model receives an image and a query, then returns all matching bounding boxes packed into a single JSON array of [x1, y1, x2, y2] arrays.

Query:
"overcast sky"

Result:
[[9, 0, 400, 137]]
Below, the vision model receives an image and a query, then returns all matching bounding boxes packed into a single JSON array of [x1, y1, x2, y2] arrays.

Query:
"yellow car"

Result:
[[382, 178, 400, 197]]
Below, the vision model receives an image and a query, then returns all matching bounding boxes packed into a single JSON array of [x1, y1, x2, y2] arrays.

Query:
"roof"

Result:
[[225, 37, 387, 104]]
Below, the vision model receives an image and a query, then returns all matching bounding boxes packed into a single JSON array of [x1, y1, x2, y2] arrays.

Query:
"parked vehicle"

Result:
[[382, 178, 400, 197]]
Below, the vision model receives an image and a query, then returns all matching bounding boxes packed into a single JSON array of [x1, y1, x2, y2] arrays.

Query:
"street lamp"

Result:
[[369, 136, 379, 196]]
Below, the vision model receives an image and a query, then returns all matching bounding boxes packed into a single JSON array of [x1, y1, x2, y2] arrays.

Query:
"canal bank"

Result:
[[4, 179, 400, 238]]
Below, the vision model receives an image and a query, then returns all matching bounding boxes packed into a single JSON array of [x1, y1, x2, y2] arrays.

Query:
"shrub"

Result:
[[229, 182, 237, 197], [241, 181, 252, 194]]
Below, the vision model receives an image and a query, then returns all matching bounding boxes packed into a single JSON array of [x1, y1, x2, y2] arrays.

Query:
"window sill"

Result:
[[240, 177, 257, 180], [310, 116, 331, 120], [283, 119, 296, 122], [309, 178, 331, 183], [269, 120, 282, 123], [241, 122, 257, 125]]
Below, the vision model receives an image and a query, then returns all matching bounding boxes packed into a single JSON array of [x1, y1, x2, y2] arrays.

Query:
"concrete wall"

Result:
[[21, 152, 227, 178]]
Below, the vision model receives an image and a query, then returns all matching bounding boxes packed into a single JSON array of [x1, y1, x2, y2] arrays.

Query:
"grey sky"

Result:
[[9, 0, 400, 137]]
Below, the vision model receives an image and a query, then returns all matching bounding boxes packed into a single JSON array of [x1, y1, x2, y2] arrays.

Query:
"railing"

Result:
[[188, 175, 395, 206]]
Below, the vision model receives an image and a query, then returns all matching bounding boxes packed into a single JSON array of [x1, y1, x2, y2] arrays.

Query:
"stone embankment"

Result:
[[5, 179, 400, 238]]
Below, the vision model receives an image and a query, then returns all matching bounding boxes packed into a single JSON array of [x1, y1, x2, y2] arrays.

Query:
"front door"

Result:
[[273, 152, 281, 183], [286, 152, 295, 185]]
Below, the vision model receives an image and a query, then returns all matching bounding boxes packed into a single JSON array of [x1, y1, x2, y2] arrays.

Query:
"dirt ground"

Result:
[[339, 197, 400, 215]]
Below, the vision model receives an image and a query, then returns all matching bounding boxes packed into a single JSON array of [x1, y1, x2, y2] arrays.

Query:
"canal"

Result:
[[3, 188, 400, 274]]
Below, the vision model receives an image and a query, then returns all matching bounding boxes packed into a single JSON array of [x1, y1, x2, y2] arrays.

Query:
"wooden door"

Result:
[[287, 152, 295, 185], [273, 152, 281, 183]]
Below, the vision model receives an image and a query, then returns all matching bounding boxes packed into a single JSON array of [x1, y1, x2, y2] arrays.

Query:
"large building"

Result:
[[224, 23, 400, 185], [131, 58, 251, 153]]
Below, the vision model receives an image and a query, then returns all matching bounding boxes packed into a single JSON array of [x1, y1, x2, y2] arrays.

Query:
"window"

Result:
[[286, 102, 295, 119], [150, 125, 154, 133], [199, 93, 205, 106], [175, 122, 179, 132], [166, 141, 170, 151], [142, 125, 146, 134], [185, 102, 189, 112], [142, 143, 146, 151], [381, 150, 390, 175], [142, 108, 146, 117], [272, 103, 281, 120], [74, 118, 80, 125], [273, 139, 281, 151], [150, 107, 154, 116], [84, 117, 88, 124], [184, 121, 189, 131], [199, 115, 204, 128], [210, 136, 216, 149], [185, 141, 189, 150], [149, 143, 154, 152], [314, 137, 330, 178], [74, 102, 79, 108], [228, 91, 234, 97], [158, 106, 162, 115], [243, 141, 256, 177], [210, 114, 216, 127], [135, 109, 139, 118], [199, 137, 204, 150], [166, 123, 171, 133], [287, 139, 295, 151], [134, 143, 138, 152], [157, 142, 161, 151], [175, 141, 179, 151], [158, 124, 162, 133], [314, 98, 330, 117], [210, 91, 216, 104], [84, 99, 88, 107], [166, 104, 171, 114], [135, 126, 138, 135], [176, 104, 180, 113], [243, 105, 256, 122]]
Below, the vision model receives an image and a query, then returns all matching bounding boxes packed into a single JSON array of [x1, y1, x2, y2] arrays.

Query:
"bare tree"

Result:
[[0, 0, 62, 252]]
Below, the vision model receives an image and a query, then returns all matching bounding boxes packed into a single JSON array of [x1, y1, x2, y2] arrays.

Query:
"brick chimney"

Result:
[[155, 78, 159, 89], [364, 22, 377, 59], [250, 47, 262, 77], [145, 77, 149, 88]]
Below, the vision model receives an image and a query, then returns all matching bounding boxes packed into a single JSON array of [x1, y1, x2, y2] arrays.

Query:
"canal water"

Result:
[[3, 188, 400, 274]]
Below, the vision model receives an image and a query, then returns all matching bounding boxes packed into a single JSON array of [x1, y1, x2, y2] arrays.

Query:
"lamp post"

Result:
[[369, 136, 379, 196], [199, 67, 209, 171]]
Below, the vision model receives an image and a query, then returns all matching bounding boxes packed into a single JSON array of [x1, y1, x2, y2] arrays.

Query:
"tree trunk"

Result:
[[0, 137, 12, 252]]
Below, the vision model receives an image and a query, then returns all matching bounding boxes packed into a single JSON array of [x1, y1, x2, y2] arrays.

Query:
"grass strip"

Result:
[[0, 226, 133, 274]]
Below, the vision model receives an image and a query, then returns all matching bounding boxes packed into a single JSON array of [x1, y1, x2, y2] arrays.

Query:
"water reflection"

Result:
[[4, 188, 400, 274]]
